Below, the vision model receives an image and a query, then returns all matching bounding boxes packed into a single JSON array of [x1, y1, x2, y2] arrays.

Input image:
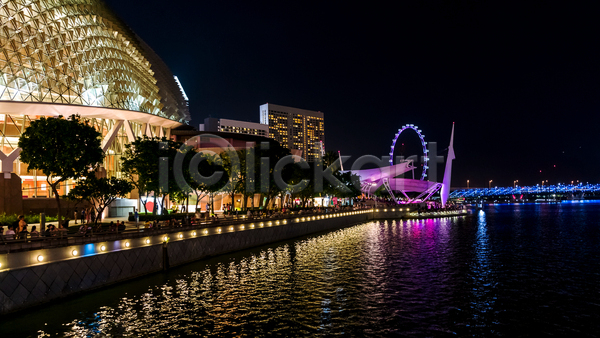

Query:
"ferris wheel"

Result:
[[389, 124, 429, 180]]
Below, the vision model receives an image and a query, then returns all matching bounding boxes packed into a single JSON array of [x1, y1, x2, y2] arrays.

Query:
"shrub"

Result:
[[0, 213, 18, 226], [24, 214, 58, 224], [0, 213, 58, 226]]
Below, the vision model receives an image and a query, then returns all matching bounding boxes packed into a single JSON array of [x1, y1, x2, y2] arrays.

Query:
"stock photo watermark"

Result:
[[160, 134, 445, 195]]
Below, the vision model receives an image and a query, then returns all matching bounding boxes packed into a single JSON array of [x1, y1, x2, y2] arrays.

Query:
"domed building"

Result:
[[0, 0, 190, 214]]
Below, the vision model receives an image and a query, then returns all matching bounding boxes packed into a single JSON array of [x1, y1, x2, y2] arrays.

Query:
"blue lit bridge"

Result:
[[450, 183, 600, 201]]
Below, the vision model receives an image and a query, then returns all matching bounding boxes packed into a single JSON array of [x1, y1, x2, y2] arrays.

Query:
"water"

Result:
[[2, 202, 600, 337]]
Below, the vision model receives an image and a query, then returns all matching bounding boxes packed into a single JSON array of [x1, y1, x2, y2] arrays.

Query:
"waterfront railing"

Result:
[[0, 206, 374, 254]]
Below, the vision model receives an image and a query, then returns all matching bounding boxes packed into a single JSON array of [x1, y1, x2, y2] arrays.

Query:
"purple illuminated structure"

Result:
[[350, 124, 455, 205], [389, 124, 428, 180]]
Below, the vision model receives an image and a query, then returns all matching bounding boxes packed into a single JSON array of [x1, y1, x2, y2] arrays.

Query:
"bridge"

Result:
[[450, 183, 600, 200]]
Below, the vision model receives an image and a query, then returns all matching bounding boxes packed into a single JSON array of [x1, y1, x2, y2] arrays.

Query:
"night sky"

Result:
[[104, 0, 600, 188]]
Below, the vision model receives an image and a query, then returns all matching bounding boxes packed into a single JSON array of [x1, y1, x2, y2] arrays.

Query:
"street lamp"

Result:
[[467, 180, 470, 189], [489, 180, 492, 189]]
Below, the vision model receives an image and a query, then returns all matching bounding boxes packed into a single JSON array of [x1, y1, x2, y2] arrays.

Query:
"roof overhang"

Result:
[[348, 162, 414, 182], [0, 101, 184, 129]]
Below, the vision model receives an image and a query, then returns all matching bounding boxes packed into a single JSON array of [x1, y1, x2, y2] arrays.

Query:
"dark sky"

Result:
[[104, 0, 600, 188]]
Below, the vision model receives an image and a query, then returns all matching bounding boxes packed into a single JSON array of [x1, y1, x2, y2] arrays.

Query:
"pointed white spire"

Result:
[[441, 123, 455, 207]]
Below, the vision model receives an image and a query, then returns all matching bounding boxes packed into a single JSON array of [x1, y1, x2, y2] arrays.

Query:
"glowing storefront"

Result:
[[0, 0, 190, 213]]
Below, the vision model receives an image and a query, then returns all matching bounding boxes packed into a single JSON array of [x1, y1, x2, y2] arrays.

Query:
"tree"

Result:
[[189, 150, 222, 213], [285, 161, 313, 207], [69, 173, 133, 225], [199, 151, 230, 215], [330, 171, 362, 199], [323, 150, 339, 168], [257, 140, 291, 208], [220, 149, 247, 212], [18, 115, 103, 226], [121, 137, 183, 215]]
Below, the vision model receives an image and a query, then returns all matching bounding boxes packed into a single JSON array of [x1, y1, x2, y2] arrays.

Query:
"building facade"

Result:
[[200, 118, 268, 137], [0, 0, 190, 214], [259, 103, 324, 162]]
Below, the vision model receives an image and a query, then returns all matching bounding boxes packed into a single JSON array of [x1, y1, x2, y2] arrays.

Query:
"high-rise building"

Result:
[[200, 118, 268, 137], [259, 103, 325, 161]]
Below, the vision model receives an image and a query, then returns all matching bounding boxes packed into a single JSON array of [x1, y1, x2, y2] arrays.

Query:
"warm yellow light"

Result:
[[204, 229, 208, 235], [241, 225, 245, 230], [217, 228, 222, 233], [37, 255, 44, 262], [72, 250, 78, 256], [100, 245, 106, 251], [163, 236, 168, 241], [125, 242, 130, 248], [178, 234, 183, 239], [296, 218, 300, 222], [192, 231, 197, 236], [145, 239, 150, 244]]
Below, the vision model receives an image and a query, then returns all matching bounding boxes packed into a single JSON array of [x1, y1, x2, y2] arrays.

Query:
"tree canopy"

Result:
[[121, 136, 188, 214], [69, 173, 133, 225], [18, 115, 103, 224]]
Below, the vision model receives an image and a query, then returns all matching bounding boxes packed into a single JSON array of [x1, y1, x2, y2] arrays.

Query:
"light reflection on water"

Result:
[[467, 210, 496, 329], [14, 203, 600, 337]]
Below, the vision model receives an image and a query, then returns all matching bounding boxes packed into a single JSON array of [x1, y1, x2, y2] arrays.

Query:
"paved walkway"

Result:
[[16, 212, 226, 232], [9, 216, 146, 232]]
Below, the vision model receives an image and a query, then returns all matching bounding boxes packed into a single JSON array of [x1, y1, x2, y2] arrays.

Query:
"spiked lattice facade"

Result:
[[0, 0, 190, 210]]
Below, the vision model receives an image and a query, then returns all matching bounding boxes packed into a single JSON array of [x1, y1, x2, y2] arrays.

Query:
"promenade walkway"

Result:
[[0, 207, 364, 254]]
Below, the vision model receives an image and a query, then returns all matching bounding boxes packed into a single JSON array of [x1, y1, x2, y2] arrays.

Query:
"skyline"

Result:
[[103, 0, 600, 187]]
